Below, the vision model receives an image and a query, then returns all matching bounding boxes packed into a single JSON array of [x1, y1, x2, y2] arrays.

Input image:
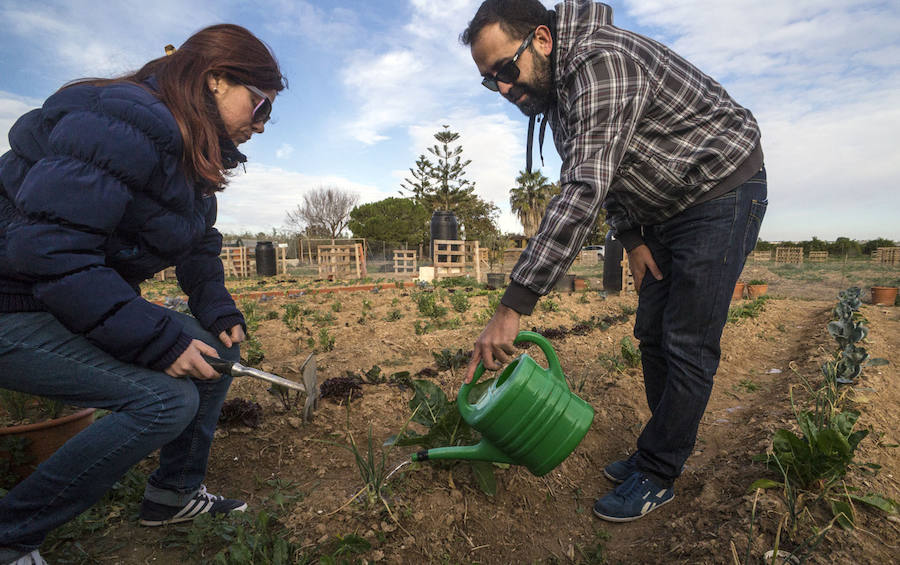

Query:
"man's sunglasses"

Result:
[[243, 83, 273, 124], [481, 29, 536, 92]]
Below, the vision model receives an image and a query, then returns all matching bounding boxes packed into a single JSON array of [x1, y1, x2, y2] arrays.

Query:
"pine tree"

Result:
[[401, 125, 475, 212]]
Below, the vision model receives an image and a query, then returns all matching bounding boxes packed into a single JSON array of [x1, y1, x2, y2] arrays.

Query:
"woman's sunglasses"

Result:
[[481, 29, 536, 92], [243, 83, 273, 124]]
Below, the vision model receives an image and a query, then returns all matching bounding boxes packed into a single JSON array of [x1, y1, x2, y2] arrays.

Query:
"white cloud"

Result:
[[0, 92, 44, 154], [215, 163, 384, 235], [622, 0, 900, 240], [338, 0, 484, 145], [0, 1, 221, 78], [266, 1, 361, 48], [275, 143, 295, 159]]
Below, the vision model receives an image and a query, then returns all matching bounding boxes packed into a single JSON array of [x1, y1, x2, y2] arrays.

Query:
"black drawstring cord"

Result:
[[526, 113, 548, 174], [526, 114, 536, 173]]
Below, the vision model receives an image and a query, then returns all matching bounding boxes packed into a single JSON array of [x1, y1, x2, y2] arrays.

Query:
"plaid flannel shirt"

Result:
[[502, 0, 762, 315]]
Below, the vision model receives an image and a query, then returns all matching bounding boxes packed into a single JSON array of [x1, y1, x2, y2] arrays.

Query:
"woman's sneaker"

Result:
[[593, 471, 674, 522], [5, 550, 48, 565], [138, 485, 247, 526], [603, 452, 640, 483]]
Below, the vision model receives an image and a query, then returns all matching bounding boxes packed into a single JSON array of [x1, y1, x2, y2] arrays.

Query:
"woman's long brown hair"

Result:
[[70, 24, 286, 193]]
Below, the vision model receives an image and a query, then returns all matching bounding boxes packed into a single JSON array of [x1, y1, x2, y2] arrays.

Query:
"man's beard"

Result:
[[508, 49, 553, 116]]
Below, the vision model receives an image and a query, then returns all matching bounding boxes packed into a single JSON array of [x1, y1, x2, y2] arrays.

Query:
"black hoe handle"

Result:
[[201, 354, 235, 375]]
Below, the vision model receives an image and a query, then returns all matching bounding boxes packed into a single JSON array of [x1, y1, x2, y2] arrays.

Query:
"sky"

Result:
[[2, 0, 899, 242]]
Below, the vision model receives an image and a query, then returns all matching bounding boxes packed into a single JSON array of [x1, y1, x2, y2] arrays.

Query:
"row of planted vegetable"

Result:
[[744, 287, 896, 563]]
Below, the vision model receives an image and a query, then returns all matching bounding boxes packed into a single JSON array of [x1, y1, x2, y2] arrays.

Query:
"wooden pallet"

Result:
[[433, 240, 481, 281], [393, 250, 417, 276], [775, 247, 803, 264]]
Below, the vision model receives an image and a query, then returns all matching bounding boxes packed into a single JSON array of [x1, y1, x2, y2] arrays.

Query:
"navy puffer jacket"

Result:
[[0, 79, 244, 370]]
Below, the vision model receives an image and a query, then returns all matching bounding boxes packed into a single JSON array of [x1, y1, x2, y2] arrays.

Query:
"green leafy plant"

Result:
[[539, 297, 560, 312], [412, 291, 447, 319], [239, 300, 265, 365], [331, 300, 342, 313], [282, 303, 302, 331], [752, 406, 894, 529], [386, 379, 499, 495], [384, 309, 403, 321], [311, 311, 336, 327], [432, 348, 468, 380], [823, 287, 868, 385], [317, 534, 370, 564], [362, 365, 384, 384], [318, 328, 335, 352], [244, 336, 265, 366], [0, 389, 31, 421], [449, 291, 470, 313], [619, 337, 641, 368], [748, 279, 767, 285], [727, 296, 768, 323], [334, 402, 418, 513]]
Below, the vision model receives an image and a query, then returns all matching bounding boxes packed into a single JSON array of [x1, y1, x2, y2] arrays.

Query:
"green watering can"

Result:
[[411, 331, 594, 477]]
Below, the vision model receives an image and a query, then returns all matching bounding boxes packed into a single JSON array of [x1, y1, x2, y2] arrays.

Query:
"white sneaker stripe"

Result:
[[174, 499, 208, 519], [185, 500, 214, 518]]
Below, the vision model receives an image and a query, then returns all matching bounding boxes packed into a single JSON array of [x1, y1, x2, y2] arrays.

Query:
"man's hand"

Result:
[[465, 304, 521, 383], [627, 244, 663, 292], [165, 339, 221, 379], [218, 324, 246, 348]]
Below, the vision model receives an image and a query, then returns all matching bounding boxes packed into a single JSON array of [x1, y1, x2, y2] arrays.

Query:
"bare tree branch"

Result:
[[285, 186, 359, 240]]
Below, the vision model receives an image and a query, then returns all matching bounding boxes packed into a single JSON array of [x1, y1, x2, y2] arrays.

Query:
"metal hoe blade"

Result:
[[299, 353, 319, 422]]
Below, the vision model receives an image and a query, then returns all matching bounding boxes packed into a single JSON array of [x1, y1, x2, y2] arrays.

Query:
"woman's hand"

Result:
[[627, 244, 663, 293], [218, 324, 245, 348], [165, 339, 221, 379], [464, 304, 521, 383]]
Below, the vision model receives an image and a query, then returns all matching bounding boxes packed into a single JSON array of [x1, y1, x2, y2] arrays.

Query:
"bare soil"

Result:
[[34, 263, 900, 563]]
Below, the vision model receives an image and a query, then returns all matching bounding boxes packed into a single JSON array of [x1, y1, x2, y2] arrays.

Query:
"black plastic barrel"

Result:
[[430, 211, 458, 242], [602, 232, 624, 292], [255, 241, 277, 277], [430, 211, 459, 262]]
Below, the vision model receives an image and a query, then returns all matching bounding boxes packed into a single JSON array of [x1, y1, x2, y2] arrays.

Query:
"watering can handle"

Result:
[[463, 330, 565, 394]]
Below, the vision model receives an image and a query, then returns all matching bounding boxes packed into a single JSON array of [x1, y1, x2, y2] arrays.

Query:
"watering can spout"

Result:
[[411, 440, 515, 465]]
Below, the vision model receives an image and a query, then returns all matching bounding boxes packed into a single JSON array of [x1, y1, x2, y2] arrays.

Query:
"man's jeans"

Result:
[[632, 169, 767, 487], [0, 307, 238, 553]]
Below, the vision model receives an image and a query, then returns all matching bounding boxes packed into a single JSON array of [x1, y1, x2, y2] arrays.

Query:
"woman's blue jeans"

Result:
[[632, 169, 767, 487], [0, 307, 238, 553]]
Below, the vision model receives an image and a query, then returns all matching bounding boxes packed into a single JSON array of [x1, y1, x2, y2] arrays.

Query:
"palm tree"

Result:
[[509, 171, 559, 238]]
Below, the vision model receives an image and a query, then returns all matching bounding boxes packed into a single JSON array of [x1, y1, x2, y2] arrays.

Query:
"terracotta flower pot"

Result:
[[574, 278, 587, 291], [871, 286, 898, 306], [747, 284, 768, 299], [732, 282, 746, 301], [1, 408, 96, 482]]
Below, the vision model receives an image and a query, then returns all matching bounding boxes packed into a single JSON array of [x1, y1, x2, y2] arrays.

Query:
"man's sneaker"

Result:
[[5, 550, 48, 565], [138, 485, 248, 526], [593, 472, 674, 522], [603, 452, 640, 483]]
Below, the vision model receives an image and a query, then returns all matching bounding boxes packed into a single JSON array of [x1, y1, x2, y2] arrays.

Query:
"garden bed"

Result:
[[23, 263, 900, 563]]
